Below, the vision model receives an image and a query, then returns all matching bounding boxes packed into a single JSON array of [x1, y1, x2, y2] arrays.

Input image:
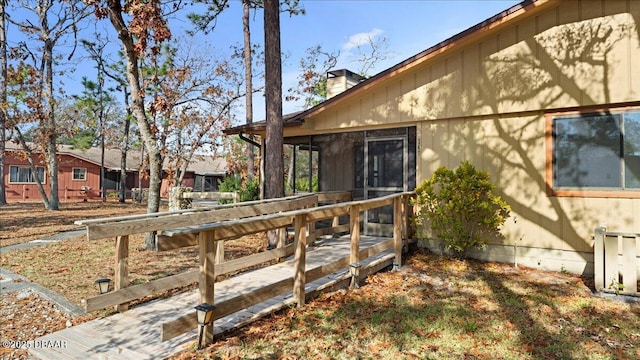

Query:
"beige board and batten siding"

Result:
[[305, 1, 639, 129], [296, 0, 640, 274]]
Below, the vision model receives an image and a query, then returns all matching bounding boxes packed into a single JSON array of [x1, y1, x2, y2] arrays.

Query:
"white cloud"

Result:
[[342, 28, 384, 50]]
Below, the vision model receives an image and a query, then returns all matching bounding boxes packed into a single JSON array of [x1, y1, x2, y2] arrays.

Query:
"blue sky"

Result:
[[7, 0, 522, 123], [187, 0, 523, 121]]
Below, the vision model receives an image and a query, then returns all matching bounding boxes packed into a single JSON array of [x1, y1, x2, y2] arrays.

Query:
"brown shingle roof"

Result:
[[5, 142, 227, 175]]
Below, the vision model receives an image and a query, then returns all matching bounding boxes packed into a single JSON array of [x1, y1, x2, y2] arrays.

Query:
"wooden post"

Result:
[[594, 227, 605, 290], [393, 196, 403, 271], [402, 195, 410, 245], [199, 230, 216, 344], [114, 235, 129, 312], [349, 205, 361, 288], [332, 199, 340, 237], [621, 235, 637, 293], [215, 239, 224, 265], [349, 205, 360, 266], [276, 227, 287, 262], [604, 233, 618, 292], [306, 200, 317, 246], [277, 228, 286, 248], [293, 214, 307, 307]]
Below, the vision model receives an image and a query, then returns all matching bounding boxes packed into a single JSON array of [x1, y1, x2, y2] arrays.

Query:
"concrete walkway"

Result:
[[1, 228, 85, 252]]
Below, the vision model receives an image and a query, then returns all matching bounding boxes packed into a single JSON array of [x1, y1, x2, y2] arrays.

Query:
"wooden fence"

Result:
[[594, 227, 640, 296], [74, 191, 414, 345]]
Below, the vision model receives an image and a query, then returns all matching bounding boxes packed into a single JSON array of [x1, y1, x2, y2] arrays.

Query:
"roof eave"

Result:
[[223, 117, 305, 135], [294, 0, 553, 120]]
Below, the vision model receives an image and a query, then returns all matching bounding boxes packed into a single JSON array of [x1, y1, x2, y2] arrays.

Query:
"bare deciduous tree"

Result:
[[0, 0, 7, 205], [7, 0, 91, 210], [89, 0, 172, 249]]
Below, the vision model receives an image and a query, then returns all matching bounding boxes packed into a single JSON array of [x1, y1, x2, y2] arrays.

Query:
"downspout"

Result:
[[238, 133, 261, 149]]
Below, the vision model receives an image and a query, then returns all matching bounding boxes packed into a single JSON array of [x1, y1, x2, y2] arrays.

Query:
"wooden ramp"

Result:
[[29, 236, 395, 360]]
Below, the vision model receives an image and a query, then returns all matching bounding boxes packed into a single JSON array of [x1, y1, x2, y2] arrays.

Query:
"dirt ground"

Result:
[[0, 200, 267, 359], [0, 200, 158, 359], [0, 200, 150, 247], [2, 201, 638, 360], [0, 289, 93, 359]]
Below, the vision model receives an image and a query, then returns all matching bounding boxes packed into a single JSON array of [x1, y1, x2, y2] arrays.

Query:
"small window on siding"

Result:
[[9, 166, 46, 183], [73, 168, 87, 181], [552, 110, 640, 191]]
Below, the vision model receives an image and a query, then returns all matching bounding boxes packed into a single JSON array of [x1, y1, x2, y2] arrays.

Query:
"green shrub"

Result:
[[294, 176, 318, 192], [217, 174, 259, 203], [217, 174, 241, 191], [412, 161, 510, 257], [240, 177, 260, 202]]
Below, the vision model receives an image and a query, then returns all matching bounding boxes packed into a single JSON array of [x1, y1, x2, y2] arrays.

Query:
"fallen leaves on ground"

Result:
[[171, 249, 640, 360], [0, 289, 84, 360], [0, 201, 149, 247]]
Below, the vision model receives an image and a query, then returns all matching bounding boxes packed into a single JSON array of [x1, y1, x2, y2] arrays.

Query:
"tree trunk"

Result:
[[242, 0, 255, 179], [286, 145, 295, 191], [99, 81, 106, 202], [144, 149, 162, 249], [263, 0, 283, 199], [264, 0, 284, 248], [43, 35, 59, 210], [0, 0, 7, 205], [119, 94, 130, 203], [106, 1, 162, 249]]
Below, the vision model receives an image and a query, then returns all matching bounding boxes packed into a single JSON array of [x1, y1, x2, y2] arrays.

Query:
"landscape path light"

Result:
[[95, 278, 111, 294], [349, 262, 362, 289], [195, 303, 215, 350]]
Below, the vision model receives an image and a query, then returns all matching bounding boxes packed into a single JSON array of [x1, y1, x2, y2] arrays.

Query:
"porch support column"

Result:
[[594, 226, 605, 291]]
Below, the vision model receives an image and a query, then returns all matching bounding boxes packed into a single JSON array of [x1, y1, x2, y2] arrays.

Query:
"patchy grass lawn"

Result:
[[0, 200, 149, 247], [172, 250, 640, 360]]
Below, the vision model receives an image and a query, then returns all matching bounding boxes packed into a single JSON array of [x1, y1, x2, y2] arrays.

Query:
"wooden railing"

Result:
[[169, 189, 240, 211], [160, 191, 413, 343], [594, 227, 640, 295], [181, 191, 239, 203], [74, 190, 414, 345], [75, 194, 324, 312]]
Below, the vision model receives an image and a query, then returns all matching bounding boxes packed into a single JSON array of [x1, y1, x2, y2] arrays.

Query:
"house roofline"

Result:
[[224, 0, 552, 135], [6, 143, 227, 174], [223, 111, 305, 135], [299, 0, 552, 118]]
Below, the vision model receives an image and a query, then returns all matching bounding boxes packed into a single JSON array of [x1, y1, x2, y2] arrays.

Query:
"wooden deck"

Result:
[[29, 235, 396, 360]]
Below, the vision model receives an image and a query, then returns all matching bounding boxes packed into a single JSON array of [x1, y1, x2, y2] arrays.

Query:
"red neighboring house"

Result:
[[3, 142, 227, 202]]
